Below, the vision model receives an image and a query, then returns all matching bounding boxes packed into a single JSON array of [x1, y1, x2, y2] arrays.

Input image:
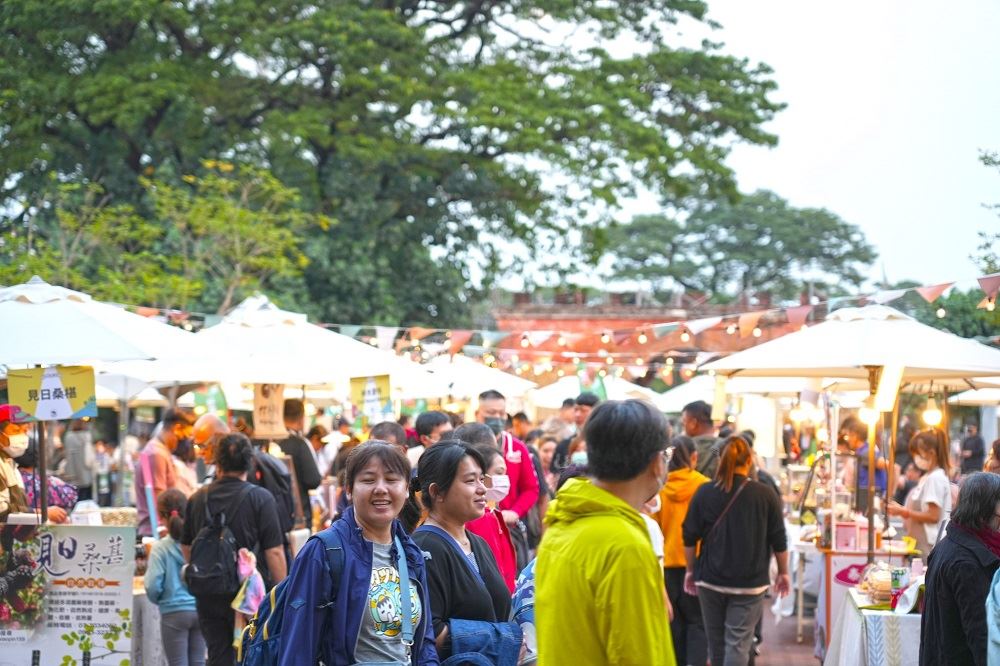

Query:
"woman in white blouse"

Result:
[[889, 428, 953, 555]]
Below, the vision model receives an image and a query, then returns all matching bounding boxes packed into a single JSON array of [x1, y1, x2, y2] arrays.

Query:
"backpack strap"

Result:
[[705, 478, 749, 543], [311, 528, 346, 608], [395, 535, 414, 659]]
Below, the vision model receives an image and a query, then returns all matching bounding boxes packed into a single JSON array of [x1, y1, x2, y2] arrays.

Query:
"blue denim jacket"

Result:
[[278, 507, 438, 665], [443, 618, 522, 666]]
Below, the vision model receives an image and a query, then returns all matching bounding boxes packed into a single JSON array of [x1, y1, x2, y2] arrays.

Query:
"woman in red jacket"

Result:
[[465, 444, 518, 591]]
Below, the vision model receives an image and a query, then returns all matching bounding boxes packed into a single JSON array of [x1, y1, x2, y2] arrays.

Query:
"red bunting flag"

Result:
[[915, 282, 954, 303], [978, 272, 1000, 299], [448, 330, 475, 356], [785, 305, 813, 328], [738, 311, 764, 338]]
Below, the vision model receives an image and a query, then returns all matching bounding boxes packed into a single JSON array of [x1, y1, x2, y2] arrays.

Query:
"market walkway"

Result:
[[756, 601, 818, 665]]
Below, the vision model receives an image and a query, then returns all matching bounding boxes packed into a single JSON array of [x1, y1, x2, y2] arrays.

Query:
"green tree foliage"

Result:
[[975, 150, 1000, 274], [892, 287, 999, 340], [609, 190, 877, 300], [0, 163, 312, 312], [1, 1, 783, 325]]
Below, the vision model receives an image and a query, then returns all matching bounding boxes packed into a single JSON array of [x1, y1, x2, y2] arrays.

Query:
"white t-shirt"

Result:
[[641, 514, 665, 567], [909, 467, 951, 554]]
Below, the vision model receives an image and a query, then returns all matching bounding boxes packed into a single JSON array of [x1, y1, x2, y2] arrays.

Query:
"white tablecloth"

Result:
[[825, 588, 921, 666]]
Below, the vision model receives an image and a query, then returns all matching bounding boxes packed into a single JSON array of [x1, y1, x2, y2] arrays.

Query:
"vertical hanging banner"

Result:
[[0, 524, 134, 663], [7, 366, 98, 422], [253, 383, 288, 440], [350, 375, 393, 428]]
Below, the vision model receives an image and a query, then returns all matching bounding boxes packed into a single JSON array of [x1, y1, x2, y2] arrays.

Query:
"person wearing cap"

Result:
[[15, 441, 76, 524], [0, 404, 30, 521]]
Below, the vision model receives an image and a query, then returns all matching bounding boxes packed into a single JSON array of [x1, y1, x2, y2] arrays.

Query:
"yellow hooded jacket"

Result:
[[654, 467, 711, 569], [536, 478, 676, 666]]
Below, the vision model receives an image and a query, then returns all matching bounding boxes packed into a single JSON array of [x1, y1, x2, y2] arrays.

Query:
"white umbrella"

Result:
[[702, 305, 1000, 385], [0, 276, 178, 366], [427, 355, 538, 399], [948, 388, 1000, 407], [194, 295, 450, 398]]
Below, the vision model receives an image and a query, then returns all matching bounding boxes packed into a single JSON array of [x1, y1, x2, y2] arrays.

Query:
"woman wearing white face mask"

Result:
[[466, 444, 518, 592], [0, 404, 31, 522], [889, 428, 953, 555]]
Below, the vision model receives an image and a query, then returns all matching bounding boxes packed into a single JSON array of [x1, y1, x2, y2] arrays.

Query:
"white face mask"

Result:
[[2, 433, 29, 459], [570, 451, 588, 466], [485, 474, 511, 503], [913, 454, 930, 471]]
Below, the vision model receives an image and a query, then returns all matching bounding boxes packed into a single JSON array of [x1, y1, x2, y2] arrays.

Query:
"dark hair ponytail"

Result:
[[156, 488, 187, 541], [668, 435, 697, 472], [715, 436, 752, 493]]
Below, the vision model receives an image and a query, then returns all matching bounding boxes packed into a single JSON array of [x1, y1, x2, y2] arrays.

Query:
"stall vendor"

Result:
[[0, 404, 30, 521]]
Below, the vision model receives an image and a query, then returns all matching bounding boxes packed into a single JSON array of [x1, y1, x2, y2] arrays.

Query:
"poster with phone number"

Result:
[[0, 524, 134, 666]]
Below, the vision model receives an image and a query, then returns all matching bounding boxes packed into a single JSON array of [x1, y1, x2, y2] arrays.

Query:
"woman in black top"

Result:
[[411, 441, 513, 658]]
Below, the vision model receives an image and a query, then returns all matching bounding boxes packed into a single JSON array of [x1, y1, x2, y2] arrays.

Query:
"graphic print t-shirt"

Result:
[[354, 541, 422, 663]]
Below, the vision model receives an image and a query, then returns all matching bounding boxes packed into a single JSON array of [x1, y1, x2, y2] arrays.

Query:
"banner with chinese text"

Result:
[[0, 524, 134, 665], [7, 366, 98, 423], [253, 383, 287, 440]]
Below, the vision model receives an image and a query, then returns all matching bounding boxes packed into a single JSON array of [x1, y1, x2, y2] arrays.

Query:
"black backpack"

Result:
[[251, 450, 296, 535], [185, 484, 253, 597]]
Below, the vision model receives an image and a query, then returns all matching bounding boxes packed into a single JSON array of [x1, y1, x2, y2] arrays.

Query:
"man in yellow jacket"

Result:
[[536, 399, 677, 666]]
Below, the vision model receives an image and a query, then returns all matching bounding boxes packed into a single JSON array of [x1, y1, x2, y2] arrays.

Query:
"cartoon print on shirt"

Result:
[[368, 564, 421, 637]]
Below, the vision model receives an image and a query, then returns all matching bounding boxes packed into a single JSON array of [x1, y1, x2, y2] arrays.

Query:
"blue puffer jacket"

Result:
[[278, 507, 438, 666], [143, 535, 196, 615]]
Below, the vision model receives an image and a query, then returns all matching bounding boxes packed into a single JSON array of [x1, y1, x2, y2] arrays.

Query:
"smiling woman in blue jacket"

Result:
[[144, 489, 206, 666], [278, 441, 438, 666]]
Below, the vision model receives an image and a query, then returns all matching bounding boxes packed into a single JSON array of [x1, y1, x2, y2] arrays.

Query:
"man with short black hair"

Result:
[[536, 399, 675, 664], [961, 423, 986, 475], [476, 389, 540, 528], [406, 410, 452, 467], [277, 399, 321, 527], [682, 400, 722, 479], [182, 433, 287, 666], [136, 408, 195, 536], [512, 412, 533, 440], [369, 420, 409, 457], [552, 392, 601, 471]]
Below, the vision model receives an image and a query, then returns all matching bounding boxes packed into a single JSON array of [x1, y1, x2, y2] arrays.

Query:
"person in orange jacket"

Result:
[[653, 435, 710, 666]]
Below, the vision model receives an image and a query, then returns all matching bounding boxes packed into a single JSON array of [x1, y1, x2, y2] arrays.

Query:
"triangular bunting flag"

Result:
[[339, 324, 362, 339], [915, 282, 954, 303], [448, 330, 475, 356], [612, 331, 632, 346], [375, 326, 398, 351], [685, 316, 722, 336], [652, 322, 680, 339], [135, 306, 160, 318], [977, 297, 993, 310], [978, 272, 1000, 299], [786, 305, 813, 328], [870, 289, 907, 304], [408, 326, 435, 341], [739, 311, 764, 338], [480, 331, 509, 349]]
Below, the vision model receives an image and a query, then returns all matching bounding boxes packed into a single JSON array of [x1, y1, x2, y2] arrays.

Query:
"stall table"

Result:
[[824, 588, 920, 666], [133, 585, 170, 666]]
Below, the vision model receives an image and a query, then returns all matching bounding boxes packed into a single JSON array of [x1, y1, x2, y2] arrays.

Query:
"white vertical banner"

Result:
[[253, 383, 288, 440]]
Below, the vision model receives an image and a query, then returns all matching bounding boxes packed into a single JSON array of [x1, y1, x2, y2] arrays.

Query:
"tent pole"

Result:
[[37, 419, 48, 524], [887, 393, 901, 538], [118, 398, 130, 507]]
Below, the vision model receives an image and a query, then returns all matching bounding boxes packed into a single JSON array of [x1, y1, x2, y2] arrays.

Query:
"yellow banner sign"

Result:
[[349, 375, 393, 427], [7, 365, 98, 422]]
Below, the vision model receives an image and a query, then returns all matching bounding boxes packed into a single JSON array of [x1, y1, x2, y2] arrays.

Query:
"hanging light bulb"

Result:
[[923, 397, 943, 426], [557, 368, 565, 377], [520, 334, 530, 347], [936, 307, 946, 319], [600, 331, 611, 344], [988, 299, 996, 312], [598, 369, 607, 377], [557, 334, 567, 346], [510, 354, 519, 364], [606, 356, 614, 365], [666, 357, 674, 365], [726, 323, 737, 335], [637, 332, 648, 344], [680, 331, 691, 343], [752, 327, 762, 338], [635, 357, 645, 365]]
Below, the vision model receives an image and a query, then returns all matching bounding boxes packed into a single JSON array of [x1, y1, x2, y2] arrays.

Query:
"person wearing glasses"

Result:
[[535, 399, 677, 665]]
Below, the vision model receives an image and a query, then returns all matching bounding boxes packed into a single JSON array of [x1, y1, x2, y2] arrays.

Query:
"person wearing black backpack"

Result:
[[182, 433, 288, 666]]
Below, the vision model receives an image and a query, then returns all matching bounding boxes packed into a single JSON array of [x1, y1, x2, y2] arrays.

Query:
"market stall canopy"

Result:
[[0, 276, 187, 366], [194, 295, 450, 398], [95, 384, 167, 408], [702, 305, 1000, 385], [948, 387, 1000, 406], [655, 375, 847, 413], [426, 354, 537, 399], [526, 375, 664, 410]]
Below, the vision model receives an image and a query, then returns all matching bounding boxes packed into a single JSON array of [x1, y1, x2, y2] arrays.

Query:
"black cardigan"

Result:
[[921, 522, 1000, 666], [682, 475, 787, 589], [412, 528, 512, 640]]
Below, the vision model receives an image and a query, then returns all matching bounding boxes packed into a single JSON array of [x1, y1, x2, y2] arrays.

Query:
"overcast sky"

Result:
[[697, 0, 1000, 288]]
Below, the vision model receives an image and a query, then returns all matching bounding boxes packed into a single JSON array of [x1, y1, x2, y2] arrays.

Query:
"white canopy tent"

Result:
[[426, 354, 538, 400], [948, 388, 1000, 407], [526, 375, 664, 411]]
